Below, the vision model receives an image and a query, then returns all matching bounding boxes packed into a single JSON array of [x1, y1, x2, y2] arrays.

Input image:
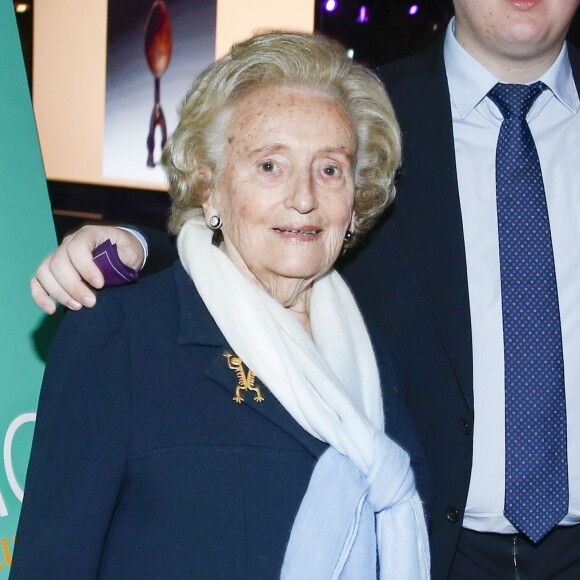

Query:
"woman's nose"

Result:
[[285, 172, 318, 213]]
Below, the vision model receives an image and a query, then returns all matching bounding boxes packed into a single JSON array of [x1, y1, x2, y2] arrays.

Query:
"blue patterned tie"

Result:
[[488, 82, 568, 543]]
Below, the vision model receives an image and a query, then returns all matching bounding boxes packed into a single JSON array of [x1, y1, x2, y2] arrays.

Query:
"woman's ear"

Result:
[[201, 185, 218, 225], [349, 211, 357, 235]]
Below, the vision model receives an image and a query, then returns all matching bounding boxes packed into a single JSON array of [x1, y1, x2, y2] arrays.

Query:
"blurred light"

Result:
[[325, 0, 337, 12], [357, 6, 369, 24], [346, 48, 355, 59], [14, 2, 30, 13], [432, 23, 439, 31], [408, 4, 419, 16]]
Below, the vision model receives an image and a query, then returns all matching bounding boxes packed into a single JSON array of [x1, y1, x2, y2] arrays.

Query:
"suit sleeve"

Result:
[[10, 295, 131, 579], [129, 225, 178, 276]]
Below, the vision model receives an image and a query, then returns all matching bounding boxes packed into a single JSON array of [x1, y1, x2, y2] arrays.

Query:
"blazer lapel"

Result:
[[383, 38, 474, 410], [174, 263, 327, 459]]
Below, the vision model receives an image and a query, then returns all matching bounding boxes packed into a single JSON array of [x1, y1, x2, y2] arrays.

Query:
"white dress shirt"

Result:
[[444, 19, 580, 533]]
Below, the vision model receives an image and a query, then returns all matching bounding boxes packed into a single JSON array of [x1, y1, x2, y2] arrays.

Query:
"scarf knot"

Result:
[[367, 431, 415, 513]]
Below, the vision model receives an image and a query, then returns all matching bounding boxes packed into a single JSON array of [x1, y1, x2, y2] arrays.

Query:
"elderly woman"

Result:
[[13, 32, 429, 579]]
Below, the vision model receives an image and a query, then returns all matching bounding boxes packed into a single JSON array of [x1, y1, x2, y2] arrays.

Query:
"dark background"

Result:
[[13, 0, 580, 241]]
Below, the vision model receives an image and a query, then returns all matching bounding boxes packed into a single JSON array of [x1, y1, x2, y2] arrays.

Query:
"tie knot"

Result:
[[488, 81, 547, 120]]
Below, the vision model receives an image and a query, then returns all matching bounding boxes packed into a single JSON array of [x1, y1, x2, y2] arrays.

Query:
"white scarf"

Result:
[[178, 216, 430, 579]]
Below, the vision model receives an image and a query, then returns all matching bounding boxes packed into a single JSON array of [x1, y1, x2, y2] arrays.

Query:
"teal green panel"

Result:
[[0, 1, 59, 575]]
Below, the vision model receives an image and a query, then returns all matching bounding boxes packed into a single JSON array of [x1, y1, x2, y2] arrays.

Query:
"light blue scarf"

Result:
[[282, 439, 429, 579], [178, 217, 430, 579]]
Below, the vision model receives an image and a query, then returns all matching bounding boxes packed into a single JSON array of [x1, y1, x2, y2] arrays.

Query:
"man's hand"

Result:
[[31, 225, 145, 314]]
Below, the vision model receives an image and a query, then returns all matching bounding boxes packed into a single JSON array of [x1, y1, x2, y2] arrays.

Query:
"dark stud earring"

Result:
[[344, 230, 353, 242]]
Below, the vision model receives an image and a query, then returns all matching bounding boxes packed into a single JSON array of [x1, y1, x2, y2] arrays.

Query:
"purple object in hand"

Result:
[[92, 239, 139, 287]]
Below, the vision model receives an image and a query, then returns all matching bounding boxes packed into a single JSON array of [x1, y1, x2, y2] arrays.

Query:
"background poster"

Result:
[[103, 0, 217, 185], [0, 2, 58, 577], [33, 0, 314, 188]]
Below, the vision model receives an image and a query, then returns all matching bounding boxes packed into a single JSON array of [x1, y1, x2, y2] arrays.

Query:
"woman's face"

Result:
[[204, 86, 357, 296]]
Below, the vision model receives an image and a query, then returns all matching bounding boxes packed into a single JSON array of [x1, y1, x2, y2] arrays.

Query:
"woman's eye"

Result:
[[322, 165, 340, 177], [259, 160, 277, 172]]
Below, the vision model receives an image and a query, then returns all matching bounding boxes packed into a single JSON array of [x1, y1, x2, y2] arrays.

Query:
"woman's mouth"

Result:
[[273, 226, 322, 239]]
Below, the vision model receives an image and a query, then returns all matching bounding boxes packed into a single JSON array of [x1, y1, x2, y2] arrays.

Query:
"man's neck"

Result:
[[467, 46, 563, 83]]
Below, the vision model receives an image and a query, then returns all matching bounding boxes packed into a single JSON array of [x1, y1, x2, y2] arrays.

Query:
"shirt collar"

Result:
[[444, 17, 579, 119]]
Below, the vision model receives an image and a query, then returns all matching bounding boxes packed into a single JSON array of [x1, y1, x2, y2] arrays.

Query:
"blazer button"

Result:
[[460, 418, 471, 436], [446, 507, 460, 523]]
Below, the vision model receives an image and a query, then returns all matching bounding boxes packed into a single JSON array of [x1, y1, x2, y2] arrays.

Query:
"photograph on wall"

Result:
[[103, 0, 217, 185]]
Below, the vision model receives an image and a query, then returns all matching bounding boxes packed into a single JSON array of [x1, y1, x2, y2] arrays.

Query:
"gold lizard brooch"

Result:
[[224, 352, 264, 404]]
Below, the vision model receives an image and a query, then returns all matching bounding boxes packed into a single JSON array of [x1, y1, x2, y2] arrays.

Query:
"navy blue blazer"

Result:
[[342, 39, 580, 579], [11, 262, 425, 579]]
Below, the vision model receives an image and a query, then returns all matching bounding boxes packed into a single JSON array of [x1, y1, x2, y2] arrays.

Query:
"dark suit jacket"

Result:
[[342, 38, 580, 579], [11, 262, 424, 579]]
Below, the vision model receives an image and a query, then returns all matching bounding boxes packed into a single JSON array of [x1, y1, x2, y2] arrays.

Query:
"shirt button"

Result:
[[460, 418, 471, 436], [446, 507, 460, 523]]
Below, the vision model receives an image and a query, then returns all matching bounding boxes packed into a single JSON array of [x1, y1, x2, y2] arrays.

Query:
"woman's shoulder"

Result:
[[56, 263, 187, 339], [103, 262, 181, 302], [96, 262, 188, 314]]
